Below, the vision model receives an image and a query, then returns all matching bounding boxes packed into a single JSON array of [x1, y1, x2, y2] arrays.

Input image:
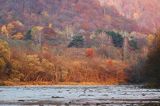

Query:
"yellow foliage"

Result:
[[31, 26, 44, 41], [7, 23, 15, 31], [1, 25, 9, 37], [0, 59, 5, 73], [41, 11, 49, 17], [14, 20, 23, 27], [147, 34, 155, 46], [0, 40, 11, 59], [0, 40, 11, 75], [24, 55, 41, 71], [0, 41, 128, 84], [48, 23, 52, 28], [133, 12, 140, 20], [41, 58, 54, 71], [32, 26, 44, 32], [0, 20, 24, 39], [12, 32, 24, 40]]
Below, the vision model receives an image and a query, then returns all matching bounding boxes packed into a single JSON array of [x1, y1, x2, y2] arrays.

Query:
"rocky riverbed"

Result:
[[0, 85, 160, 106]]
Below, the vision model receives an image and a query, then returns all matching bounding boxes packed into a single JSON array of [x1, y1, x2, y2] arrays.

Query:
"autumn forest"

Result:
[[0, 0, 160, 88]]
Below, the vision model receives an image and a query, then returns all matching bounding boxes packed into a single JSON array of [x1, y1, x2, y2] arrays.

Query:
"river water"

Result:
[[0, 85, 160, 106]]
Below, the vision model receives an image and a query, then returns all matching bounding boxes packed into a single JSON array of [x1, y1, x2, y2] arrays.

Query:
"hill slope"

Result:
[[100, 0, 160, 33], [0, 0, 138, 32]]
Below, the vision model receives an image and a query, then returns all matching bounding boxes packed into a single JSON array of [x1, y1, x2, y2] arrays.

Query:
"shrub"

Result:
[[142, 31, 160, 87], [0, 40, 12, 75]]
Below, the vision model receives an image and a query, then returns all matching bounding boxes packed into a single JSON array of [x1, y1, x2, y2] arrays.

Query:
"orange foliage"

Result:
[[1, 41, 129, 85]]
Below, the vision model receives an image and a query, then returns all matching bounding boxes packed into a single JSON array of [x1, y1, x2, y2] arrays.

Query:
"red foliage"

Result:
[[107, 59, 113, 66], [86, 48, 94, 58]]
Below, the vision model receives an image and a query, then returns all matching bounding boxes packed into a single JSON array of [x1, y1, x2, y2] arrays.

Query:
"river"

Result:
[[0, 85, 160, 106]]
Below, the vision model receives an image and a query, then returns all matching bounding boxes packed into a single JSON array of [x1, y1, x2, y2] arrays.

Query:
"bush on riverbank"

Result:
[[142, 31, 160, 88]]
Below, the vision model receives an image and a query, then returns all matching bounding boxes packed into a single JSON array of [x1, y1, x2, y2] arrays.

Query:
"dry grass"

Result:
[[3, 81, 119, 86]]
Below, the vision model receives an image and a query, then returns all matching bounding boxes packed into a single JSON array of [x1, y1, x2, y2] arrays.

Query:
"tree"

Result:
[[147, 34, 155, 47], [129, 38, 138, 50], [68, 34, 84, 48], [30, 26, 44, 43], [12, 32, 24, 40], [0, 40, 11, 75], [143, 31, 160, 88], [1, 21, 24, 39], [1, 25, 9, 38], [106, 31, 124, 48], [24, 30, 32, 40], [16, 54, 54, 82]]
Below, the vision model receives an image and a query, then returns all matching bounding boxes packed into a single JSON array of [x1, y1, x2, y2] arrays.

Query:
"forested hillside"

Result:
[[0, 0, 158, 86]]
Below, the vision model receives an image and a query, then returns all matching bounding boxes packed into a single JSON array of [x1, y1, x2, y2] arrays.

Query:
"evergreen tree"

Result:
[[68, 34, 84, 48], [24, 30, 32, 40], [106, 31, 124, 48]]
